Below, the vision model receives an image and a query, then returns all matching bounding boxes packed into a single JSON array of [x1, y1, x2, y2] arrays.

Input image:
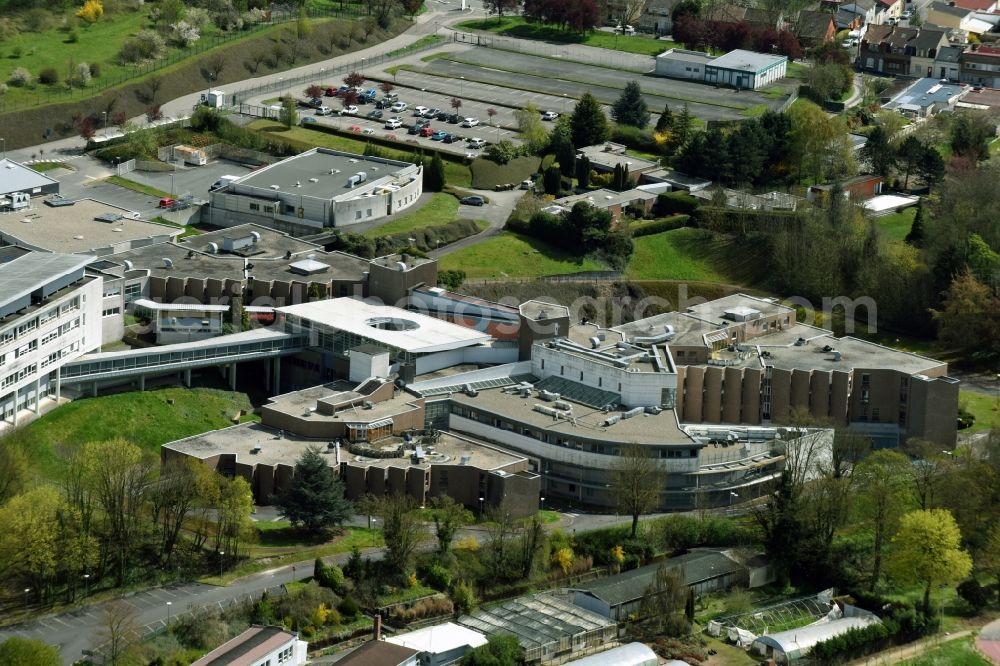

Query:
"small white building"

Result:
[[132, 298, 228, 344], [656, 48, 788, 89], [385, 622, 488, 666], [191, 625, 309, 666]]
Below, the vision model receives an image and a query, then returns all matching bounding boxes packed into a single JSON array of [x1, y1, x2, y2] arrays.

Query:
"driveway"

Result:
[[429, 188, 525, 258]]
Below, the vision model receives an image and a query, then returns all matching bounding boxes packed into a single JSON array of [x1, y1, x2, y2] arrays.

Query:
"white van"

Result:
[[209, 175, 240, 191]]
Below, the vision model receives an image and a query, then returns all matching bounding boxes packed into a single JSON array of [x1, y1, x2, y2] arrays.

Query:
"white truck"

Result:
[[209, 174, 241, 191]]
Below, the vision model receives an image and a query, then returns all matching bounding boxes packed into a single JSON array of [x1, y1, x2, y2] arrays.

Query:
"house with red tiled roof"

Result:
[[952, 0, 997, 11]]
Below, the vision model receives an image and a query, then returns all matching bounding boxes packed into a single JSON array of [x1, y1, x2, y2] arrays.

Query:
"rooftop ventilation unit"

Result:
[[363, 400, 375, 409], [162, 258, 173, 269], [122, 260, 134, 270], [460, 455, 471, 465], [602, 414, 621, 427], [534, 404, 560, 417], [270, 184, 280, 190], [645, 406, 662, 415], [251, 443, 261, 454], [463, 383, 479, 397], [309, 178, 319, 183], [539, 390, 560, 402], [208, 242, 219, 254], [355, 171, 367, 183], [553, 400, 572, 411], [621, 406, 644, 420]]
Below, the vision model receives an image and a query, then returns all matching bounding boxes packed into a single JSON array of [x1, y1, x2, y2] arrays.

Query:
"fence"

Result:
[[449, 30, 656, 73], [116, 159, 136, 176], [226, 36, 444, 107], [465, 271, 623, 285], [0, 5, 368, 114]]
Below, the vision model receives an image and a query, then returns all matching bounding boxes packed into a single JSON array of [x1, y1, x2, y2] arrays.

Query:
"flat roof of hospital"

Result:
[[0, 252, 91, 315], [0, 198, 180, 254], [278, 297, 493, 354], [182, 223, 321, 259], [711, 49, 788, 72], [0, 158, 58, 195], [234, 148, 414, 199]]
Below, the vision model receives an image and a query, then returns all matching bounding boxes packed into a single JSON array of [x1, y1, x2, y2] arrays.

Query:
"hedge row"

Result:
[[631, 214, 690, 237], [654, 191, 700, 216]]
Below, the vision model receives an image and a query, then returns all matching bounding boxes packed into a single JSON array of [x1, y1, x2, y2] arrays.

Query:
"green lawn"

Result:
[[960, 389, 1000, 433], [900, 636, 991, 666], [627, 228, 728, 282], [106, 175, 171, 198], [470, 155, 540, 190], [456, 17, 680, 56], [878, 206, 918, 243], [439, 231, 606, 279], [249, 121, 472, 187], [30, 161, 73, 172], [363, 192, 459, 237], [4, 387, 255, 482]]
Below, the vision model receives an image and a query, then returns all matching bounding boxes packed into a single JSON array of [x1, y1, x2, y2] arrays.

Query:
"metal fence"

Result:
[[116, 159, 136, 176], [0, 5, 367, 114], [226, 36, 444, 107]]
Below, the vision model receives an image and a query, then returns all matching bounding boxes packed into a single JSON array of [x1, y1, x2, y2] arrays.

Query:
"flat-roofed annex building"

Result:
[[0, 159, 59, 209], [206, 148, 422, 235]]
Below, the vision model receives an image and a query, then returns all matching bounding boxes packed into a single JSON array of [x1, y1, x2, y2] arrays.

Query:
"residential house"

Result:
[[877, 0, 905, 23], [638, 0, 682, 35], [576, 142, 661, 181], [858, 25, 920, 75], [835, 8, 865, 30], [701, 2, 748, 23], [744, 6, 785, 31], [927, 1, 974, 30], [935, 44, 964, 80], [338, 640, 420, 666], [796, 10, 837, 47], [546, 188, 658, 223], [384, 623, 488, 666], [191, 626, 308, 666], [840, 0, 878, 25], [571, 550, 751, 622], [953, 0, 998, 10], [961, 45, 1000, 87], [908, 28, 950, 77]]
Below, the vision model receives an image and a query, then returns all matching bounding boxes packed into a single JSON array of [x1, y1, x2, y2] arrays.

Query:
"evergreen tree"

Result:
[[859, 125, 895, 178], [570, 92, 609, 149], [424, 152, 446, 192], [655, 103, 673, 132], [667, 103, 693, 154], [611, 80, 650, 129], [552, 130, 576, 179], [575, 155, 591, 188], [273, 447, 352, 534], [905, 203, 925, 248], [543, 165, 562, 195]]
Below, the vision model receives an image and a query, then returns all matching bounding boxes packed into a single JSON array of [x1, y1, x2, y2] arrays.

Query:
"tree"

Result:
[[487, 107, 498, 126], [80, 439, 154, 587], [655, 102, 673, 132], [279, 96, 297, 129], [752, 471, 803, 587], [575, 155, 591, 189], [611, 80, 649, 129], [0, 438, 28, 504], [379, 81, 395, 95], [514, 103, 548, 154], [425, 152, 446, 192], [853, 450, 914, 590], [96, 601, 140, 666], [429, 496, 473, 555], [484, 0, 520, 21], [343, 70, 365, 88], [958, 578, 990, 611], [296, 7, 313, 39], [460, 635, 521, 666], [550, 127, 576, 179], [610, 443, 666, 538], [667, 103, 692, 155], [804, 62, 850, 102], [145, 104, 163, 123], [543, 165, 562, 195], [149, 457, 216, 564], [305, 84, 323, 100], [77, 116, 95, 141], [977, 520, 1000, 600], [570, 92, 609, 149], [896, 136, 925, 190], [0, 637, 60, 666], [273, 447, 351, 534], [450, 96, 462, 112], [639, 565, 689, 635], [887, 508, 972, 615], [216, 476, 255, 558], [951, 111, 993, 162], [373, 493, 425, 574], [932, 269, 1000, 357], [859, 125, 895, 178], [905, 203, 925, 248], [916, 146, 945, 191], [402, 0, 424, 16]]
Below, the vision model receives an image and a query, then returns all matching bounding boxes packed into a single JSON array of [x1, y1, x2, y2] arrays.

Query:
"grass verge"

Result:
[[627, 228, 730, 282], [960, 389, 999, 433], [456, 17, 680, 56], [106, 175, 171, 198], [899, 636, 991, 665], [30, 161, 74, 172], [470, 155, 540, 189], [439, 231, 606, 279], [878, 206, 917, 243], [363, 193, 459, 237]]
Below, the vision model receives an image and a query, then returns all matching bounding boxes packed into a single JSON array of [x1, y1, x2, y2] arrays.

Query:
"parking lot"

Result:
[[124, 160, 255, 200]]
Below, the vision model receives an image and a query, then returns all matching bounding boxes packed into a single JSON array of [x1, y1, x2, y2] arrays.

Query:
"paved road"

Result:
[[0, 509, 653, 664], [429, 188, 526, 259]]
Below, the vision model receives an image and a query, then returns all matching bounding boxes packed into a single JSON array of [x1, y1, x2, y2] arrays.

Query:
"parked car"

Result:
[[383, 91, 399, 102], [348, 124, 361, 132], [448, 113, 461, 124], [460, 195, 485, 206], [301, 117, 318, 125], [158, 197, 176, 208], [420, 126, 435, 137], [325, 87, 337, 97], [361, 127, 376, 135], [443, 133, 458, 143], [390, 101, 408, 112], [461, 117, 480, 127], [309, 97, 324, 108], [435, 110, 451, 121], [413, 105, 429, 116], [541, 110, 559, 121], [366, 109, 384, 119], [337, 85, 350, 96], [408, 124, 422, 135], [468, 137, 486, 149], [901, 9, 913, 19], [315, 106, 333, 116], [520, 179, 534, 190], [340, 105, 359, 115], [841, 38, 858, 48], [431, 130, 448, 141], [424, 107, 441, 118], [385, 117, 403, 129]]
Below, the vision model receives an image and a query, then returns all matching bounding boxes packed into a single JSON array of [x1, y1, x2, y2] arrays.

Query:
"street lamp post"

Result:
[[478, 496, 485, 515], [460, 76, 465, 98], [540, 495, 545, 511], [2, 137, 7, 159], [83, 573, 90, 598], [170, 172, 175, 197], [102, 111, 108, 135], [361, 57, 366, 77], [166, 601, 172, 625], [371, 518, 377, 546], [24, 587, 30, 612], [219, 551, 225, 578]]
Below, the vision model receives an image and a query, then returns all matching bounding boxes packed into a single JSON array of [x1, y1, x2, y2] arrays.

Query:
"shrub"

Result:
[[66, 28, 79, 43], [76, 0, 105, 23], [958, 578, 989, 611], [119, 29, 166, 63], [631, 215, 689, 237], [89, 62, 101, 78], [486, 139, 521, 165], [337, 597, 360, 619], [612, 124, 658, 153], [0, 84, 7, 96], [451, 580, 477, 614], [171, 20, 200, 47], [654, 191, 700, 216], [393, 596, 454, 623], [419, 563, 452, 591], [8, 67, 31, 86], [38, 67, 59, 85], [315, 558, 347, 594]]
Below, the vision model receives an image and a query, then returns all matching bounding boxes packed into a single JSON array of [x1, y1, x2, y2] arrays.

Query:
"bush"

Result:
[[66, 28, 79, 43], [451, 580, 478, 614], [486, 139, 521, 165], [612, 124, 658, 153], [654, 514, 756, 553], [76, 0, 104, 23], [337, 597, 360, 619], [631, 215, 690, 237], [38, 67, 59, 85], [419, 563, 452, 591], [72, 63, 92, 87], [958, 578, 989, 611], [654, 191, 700, 216], [315, 558, 347, 594], [392, 596, 454, 623], [119, 30, 166, 63], [8, 67, 31, 87], [89, 62, 101, 78], [438, 269, 466, 290]]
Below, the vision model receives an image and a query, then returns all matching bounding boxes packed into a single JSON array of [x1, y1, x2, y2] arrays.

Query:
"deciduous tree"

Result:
[[429, 496, 473, 555], [887, 508, 972, 615], [0, 637, 60, 666], [610, 443, 666, 538], [853, 449, 914, 590], [373, 492, 425, 574]]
